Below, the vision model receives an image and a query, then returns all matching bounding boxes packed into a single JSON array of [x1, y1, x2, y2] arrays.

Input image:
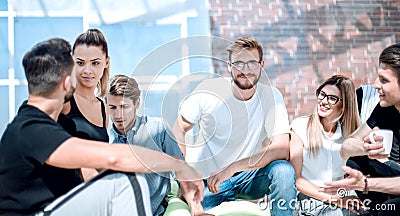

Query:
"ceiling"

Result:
[[8, 0, 205, 25]]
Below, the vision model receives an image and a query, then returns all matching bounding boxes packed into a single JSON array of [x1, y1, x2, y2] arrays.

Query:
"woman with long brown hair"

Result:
[[63, 28, 110, 180], [290, 75, 362, 215]]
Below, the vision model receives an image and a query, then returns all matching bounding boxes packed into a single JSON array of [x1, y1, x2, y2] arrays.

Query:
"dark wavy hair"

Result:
[[379, 43, 400, 84], [23, 38, 74, 96]]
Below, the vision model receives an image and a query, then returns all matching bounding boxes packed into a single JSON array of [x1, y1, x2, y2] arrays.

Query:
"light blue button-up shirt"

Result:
[[109, 116, 183, 216]]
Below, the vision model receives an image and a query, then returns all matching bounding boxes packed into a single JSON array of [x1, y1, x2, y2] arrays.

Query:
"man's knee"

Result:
[[92, 171, 151, 215], [42, 171, 151, 216], [103, 172, 149, 195], [268, 160, 295, 179], [346, 156, 365, 170]]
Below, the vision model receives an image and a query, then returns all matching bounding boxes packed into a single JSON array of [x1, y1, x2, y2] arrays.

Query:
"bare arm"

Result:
[[207, 133, 289, 195], [173, 115, 212, 215], [47, 137, 204, 202], [322, 166, 400, 195], [368, 176, 400, 195], [291, 132, 362, 213], [340, 123, 371, 160], [173, 115, 194, 156], [290, 131, 332, 201], [47, 137, 189, 173], [224, 133, 289, 174]]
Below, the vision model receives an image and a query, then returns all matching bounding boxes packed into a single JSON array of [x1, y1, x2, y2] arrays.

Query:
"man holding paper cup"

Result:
[[320, 44, 400, 216]]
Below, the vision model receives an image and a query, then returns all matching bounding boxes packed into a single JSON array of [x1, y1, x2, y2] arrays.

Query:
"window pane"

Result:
[[0, 86, 9, 135], [98, 24, 181, 77], [14, 17, 82, 79], [15, 85, 28, 114], [0, 1, 7, 11], [0, 18, 8, 79]]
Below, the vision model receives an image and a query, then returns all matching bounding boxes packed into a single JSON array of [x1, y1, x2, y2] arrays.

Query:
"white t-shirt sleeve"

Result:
[[266, 87, 290, 137], [290, 116, 308, 145], [360, 85, 379, 123], [179, 92, 202, 124], [179, 78, 229, 124]]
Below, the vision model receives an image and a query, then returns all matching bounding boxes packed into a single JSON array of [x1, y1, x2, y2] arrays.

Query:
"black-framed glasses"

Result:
[[231, 60, 261, 70], [316, 90, 342, 105]]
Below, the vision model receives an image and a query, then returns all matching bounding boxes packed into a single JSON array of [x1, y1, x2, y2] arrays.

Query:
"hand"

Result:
[[319, 166, 365, 194], [207, 165, 235, 194], [175, 163, 211, 216], [185, 199, 215, 216], [175, 163, 204, 204], [363, 127, 389, 159], [180, 184, 214, 216], [178, 182, 214, 216], [330, 195, 365, 215]]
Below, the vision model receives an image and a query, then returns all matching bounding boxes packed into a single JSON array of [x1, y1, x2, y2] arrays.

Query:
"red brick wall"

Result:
[[208, 0, 400, 121]]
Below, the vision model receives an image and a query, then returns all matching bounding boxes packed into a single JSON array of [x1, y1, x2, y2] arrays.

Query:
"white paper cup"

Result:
[[368, 129, 393, 155]]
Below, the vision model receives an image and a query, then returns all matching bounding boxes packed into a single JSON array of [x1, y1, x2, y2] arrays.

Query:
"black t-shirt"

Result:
[[367, 104, 400, 162], [67, 95, 109, 142], [0, 103, 83, 215], [356, 87, 363, 114]]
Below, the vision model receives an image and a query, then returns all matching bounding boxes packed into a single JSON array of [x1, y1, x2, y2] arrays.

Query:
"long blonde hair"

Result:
[[307, 75, 360, 157]]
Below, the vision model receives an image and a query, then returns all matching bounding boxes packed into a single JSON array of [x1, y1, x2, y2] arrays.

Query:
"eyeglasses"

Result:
[[231, 60, 261, 71], [316, 90, 342, 105]]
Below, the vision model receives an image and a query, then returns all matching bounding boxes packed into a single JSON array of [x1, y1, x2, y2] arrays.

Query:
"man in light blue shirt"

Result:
[[106, 74, 184, 216]]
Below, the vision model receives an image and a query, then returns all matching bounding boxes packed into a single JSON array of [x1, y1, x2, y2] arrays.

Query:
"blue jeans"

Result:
[[384, 160, 400, 172], [297, 193, 358, 216], [201, 160, 296, 216]]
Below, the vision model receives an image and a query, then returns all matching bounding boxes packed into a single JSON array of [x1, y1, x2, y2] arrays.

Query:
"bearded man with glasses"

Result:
[[173, 37, 296, 216]]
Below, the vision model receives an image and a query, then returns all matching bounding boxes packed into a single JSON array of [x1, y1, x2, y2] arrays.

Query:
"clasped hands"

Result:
[[363, 127, 390, 160]]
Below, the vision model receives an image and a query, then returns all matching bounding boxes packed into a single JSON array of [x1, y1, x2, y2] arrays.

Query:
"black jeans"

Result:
[[347, 156, 400, 216]]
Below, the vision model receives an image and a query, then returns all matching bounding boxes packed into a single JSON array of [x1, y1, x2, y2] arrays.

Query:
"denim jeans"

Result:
[[201, 160, 296, 216], [297, 193, 358, 216], [384, 160, 400, 173]]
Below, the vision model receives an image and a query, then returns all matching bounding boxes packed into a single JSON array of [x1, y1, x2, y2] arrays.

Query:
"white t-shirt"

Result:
[[359, 85, 379, 123], [291, 116, 345, 187], [179, 77, 290, 177]]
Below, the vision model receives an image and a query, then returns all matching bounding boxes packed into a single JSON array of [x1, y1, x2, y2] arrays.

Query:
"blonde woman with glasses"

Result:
[[290, 75, 362, 215]]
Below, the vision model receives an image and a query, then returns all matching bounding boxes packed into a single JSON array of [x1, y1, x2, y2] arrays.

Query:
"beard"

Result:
[[64, 86, 76, 103], [232, 71, 260, 90]]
